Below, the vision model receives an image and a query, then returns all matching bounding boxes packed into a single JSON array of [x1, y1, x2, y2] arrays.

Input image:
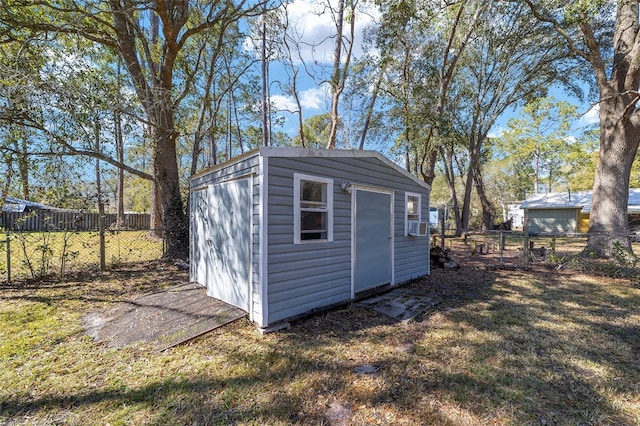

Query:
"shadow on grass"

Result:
[[1, 256, 638, 425], [264, 259, 639, 424], [395, 261, 639, 424]]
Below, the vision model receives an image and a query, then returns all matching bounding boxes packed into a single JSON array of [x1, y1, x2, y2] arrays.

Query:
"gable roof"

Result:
[[520, 189, 640, 213], [191, 147, 431, 190]]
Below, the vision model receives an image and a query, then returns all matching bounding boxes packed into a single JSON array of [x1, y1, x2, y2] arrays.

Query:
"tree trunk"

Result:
[[95, 122, 106, 271], [18, 135, 29, 199], [460, 163, 474, 233], [440, 145, 462, 233], [473, 164, 495, 230], [109, 0, 189, 258], [460, 133, 481, 232], [151, 107, 188, 258], [358, 64, 386, 150], [583, 2, 640, 260], [261, 7, 271, 147], [327, 0, 345, 149], [523, 0, 640, 260], [586, 97, 640, 258]]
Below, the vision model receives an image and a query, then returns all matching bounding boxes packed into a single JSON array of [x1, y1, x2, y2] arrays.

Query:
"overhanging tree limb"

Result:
[[0, 118, 154, 180]]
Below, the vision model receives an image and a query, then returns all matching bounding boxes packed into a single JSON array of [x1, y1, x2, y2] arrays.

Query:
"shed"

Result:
[[520, 189, 640, 234], [189, 147, 431, 330]]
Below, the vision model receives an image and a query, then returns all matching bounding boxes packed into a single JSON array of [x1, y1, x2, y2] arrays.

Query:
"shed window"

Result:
[[294, 174, 333, 244], [405, 192, 422, 235]]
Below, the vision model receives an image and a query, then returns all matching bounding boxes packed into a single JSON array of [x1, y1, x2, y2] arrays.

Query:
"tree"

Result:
[[293, 113, 333, 148], [524, 0, 638, 259], [444, 1, 578, 231], [372, 0, 489, 191], [2, 0, 267, 258], [326, 0, 357, 149], [498, 97, 580, 195]]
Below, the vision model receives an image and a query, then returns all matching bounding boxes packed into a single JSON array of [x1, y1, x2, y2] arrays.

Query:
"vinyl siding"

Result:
[[266, 156, 429, 324], [528, 208, 579, 234], [189, 154, 262, 323], [191, 148, 430, 328], [394, 189, 431, 283]]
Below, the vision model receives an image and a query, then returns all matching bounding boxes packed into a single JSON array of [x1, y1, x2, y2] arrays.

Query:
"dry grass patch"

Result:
[[1, 254, 639, 425]]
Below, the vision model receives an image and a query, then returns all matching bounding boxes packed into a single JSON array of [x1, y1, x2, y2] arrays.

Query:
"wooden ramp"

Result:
[[84, 282, 246, 350]]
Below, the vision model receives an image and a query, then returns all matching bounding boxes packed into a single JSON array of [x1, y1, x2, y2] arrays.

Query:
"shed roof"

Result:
[[2, 196, 63, 213], [191, 147, 431, 190], [520, 189, 640, 213]]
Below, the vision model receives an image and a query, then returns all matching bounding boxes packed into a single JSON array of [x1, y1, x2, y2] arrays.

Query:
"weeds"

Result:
[[1, 228, 162, 281]]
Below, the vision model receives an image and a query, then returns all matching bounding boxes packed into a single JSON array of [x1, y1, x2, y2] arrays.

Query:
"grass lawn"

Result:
[[1, 250, 639, 425]]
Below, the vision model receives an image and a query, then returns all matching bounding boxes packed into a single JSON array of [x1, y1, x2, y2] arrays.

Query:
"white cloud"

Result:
[[270, 85, 329, 112], [285, 0, 380, 64], [245, 0, 380, 65], [488, 126, 506, 139], [270, 94, 299, 112], [299, 85, 329, 109], [580, 104, 599, 126]]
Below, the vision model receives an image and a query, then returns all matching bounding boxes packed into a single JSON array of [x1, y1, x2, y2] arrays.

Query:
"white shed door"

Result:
[[354, 189, 393, 293], [203, 178, 251, 311], [192, 187, 210, 286]]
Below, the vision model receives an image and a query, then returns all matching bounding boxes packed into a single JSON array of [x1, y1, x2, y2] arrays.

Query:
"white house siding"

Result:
[[266, 155, 430, 324]]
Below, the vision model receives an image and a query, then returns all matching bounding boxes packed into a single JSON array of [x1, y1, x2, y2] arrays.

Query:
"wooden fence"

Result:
[[0, 211, 150, 231]]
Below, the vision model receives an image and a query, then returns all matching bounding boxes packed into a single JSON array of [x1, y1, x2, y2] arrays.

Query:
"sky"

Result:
[[255, 0, 600, 145], [254, 0, 380, 133]]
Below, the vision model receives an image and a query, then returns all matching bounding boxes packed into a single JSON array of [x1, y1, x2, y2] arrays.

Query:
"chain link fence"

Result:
[[0, 227, 165, 282], [433, 231, 640, 269]]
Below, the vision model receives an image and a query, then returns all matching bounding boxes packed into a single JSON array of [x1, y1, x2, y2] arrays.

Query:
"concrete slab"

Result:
[[374, 300, 407, 318], [356, 287, 442, 323], [83, 282, 246, 350]]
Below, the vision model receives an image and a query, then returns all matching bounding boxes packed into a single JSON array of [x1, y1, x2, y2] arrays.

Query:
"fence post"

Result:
[[440, 208, 446, 250], [99, 217, 106, 272], [499, 231, 505, 266], [5, 229, 10, 283], [523, 209, 530, 269]]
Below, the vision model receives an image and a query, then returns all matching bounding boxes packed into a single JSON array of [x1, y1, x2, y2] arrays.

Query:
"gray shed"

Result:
[[189, 147, 431, 330]]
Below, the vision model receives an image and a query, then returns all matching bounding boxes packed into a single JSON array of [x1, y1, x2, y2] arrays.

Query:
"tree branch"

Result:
[[521, 0, 591, 62], [2, 117, 154, 181]]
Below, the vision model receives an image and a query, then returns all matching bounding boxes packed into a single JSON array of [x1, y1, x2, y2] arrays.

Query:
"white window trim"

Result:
[[293, 173, 334, 244], [405, 192, 422, 236]]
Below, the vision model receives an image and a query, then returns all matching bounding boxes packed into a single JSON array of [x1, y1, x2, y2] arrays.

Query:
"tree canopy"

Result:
[[0, 0, 637, 259]]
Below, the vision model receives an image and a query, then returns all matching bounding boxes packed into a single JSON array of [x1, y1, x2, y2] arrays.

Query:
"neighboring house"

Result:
[[189, 147, 431, 331], [1, 197, 65, 230], [1, 196, 62, 213], [519, 189, 640, 234], [506, 203, 525, 229], [1, 197, 150, 231]]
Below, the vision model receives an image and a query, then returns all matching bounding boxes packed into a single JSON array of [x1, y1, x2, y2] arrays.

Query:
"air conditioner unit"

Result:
[[408, 221, 429, 237]]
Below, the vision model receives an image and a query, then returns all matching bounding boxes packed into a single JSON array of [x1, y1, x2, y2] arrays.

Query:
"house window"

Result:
[[405, 192, 421, 235], [294, 174, 333, 243]]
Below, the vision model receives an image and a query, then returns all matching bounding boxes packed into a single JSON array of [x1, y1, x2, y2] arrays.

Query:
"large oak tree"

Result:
[[524, 0, 640, 259], [1, 0, 266, 258]]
